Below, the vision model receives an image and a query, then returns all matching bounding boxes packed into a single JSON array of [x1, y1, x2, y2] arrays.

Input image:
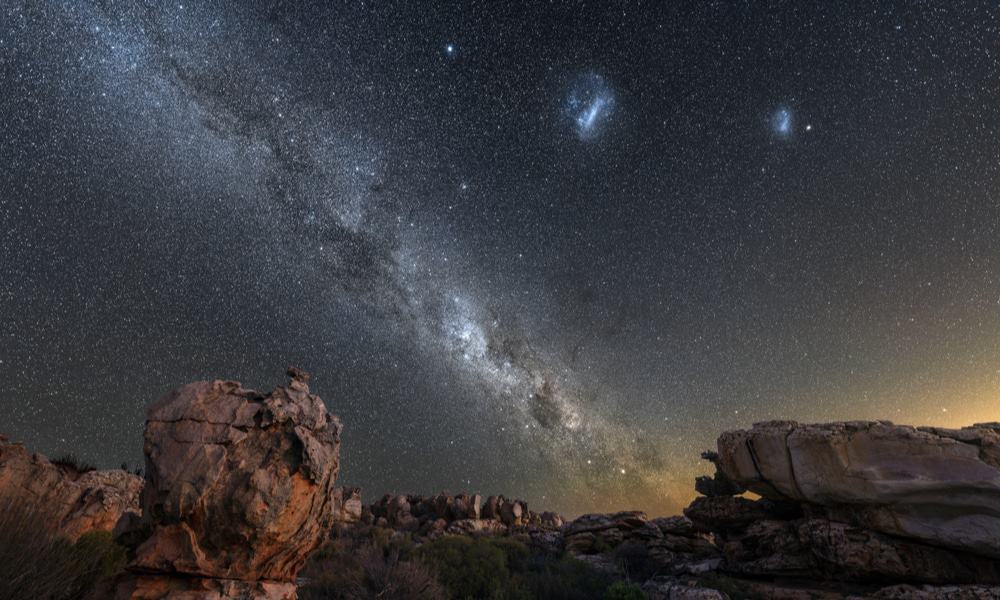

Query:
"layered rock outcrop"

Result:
[[715, 421, 1000, 559], [431, 420, 1000, 599], [116, 368, 342, 600], [563, 511, 721, 578], [0, 435, 142, 540], [678, 420, 1000, 598]]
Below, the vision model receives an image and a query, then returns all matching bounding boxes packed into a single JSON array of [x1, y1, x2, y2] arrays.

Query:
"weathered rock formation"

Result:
[[488, 420, 1000, 599], [0, 435, 142, 540], [715, 421, 1000, 559], [563, 510, 721, 578], [360, 491, 562, 542], [680, 420, 1000, 598], [115, 367, 342, 600], [13, 384, 1000, 600], [332, 485, 363, 524]]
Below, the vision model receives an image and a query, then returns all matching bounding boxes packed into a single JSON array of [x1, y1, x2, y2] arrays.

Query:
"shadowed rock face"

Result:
[[715, 421, 1000, 559], [0, 436, 142, 540], [118, 368, 341, 599]]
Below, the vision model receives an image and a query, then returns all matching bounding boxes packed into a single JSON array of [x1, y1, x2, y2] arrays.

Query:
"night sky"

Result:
[[2, 1, 999, 516]]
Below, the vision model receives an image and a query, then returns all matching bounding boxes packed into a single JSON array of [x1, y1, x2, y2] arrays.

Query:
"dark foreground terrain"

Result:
[[2, 369, 998, 599]]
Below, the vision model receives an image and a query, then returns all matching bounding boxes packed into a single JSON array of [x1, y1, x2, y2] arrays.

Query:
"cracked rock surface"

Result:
[[117, 368, 341, 599]]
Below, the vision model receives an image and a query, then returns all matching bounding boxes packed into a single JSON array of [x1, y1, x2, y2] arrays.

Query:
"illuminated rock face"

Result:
[[117, 368, 341, 600], [715, 420, 1000, 559], [0, 437, 142, 540]]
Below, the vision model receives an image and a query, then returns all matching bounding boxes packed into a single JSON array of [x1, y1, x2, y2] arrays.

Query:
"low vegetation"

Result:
[[0, 493, 653, 599], [49, 453, 97, 473], [0, 498, 127, 600], [300, 526, 645, 600], [299, 528, 444, 600]]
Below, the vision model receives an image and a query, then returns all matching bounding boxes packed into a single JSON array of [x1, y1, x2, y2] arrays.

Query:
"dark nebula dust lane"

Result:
[[1, 1, 999, 516]]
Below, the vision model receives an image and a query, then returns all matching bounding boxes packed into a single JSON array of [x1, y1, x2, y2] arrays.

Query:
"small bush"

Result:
[[50, 454, 97, 473], [71, 530, 128, 593], [613, 541, 660, 582], [516, 554, 615, 600], [417, 536, 509, 599], [604, 581, 646, 600], [300, 534, 444, 600], [488, 537, 531, 572], [304, 528, 630, 600]]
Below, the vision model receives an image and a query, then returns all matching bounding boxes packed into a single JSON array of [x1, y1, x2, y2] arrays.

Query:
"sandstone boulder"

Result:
[[716, 421, 1000, 558], [540, 511, 563, 528], [482, 495, 502, 519], [564, 510, 648, 537], [0, 436, 142, 540], [387, 494, 412, 524], [332, 486, 363, 524], [499, 498, 526, 526], [446, 518, 508, 535], [120, 368, 341, 598]]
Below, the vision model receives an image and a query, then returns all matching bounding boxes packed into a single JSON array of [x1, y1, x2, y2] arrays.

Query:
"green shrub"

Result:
[[417, 536, 509, 599], [604, 581, 646, 600], [416, 535, 619, 600], [515, 554, 614, 600], [71, 530, 128, 593], [371, 526, 395, 549], [300, 533, 444, 599], [487, 537, 530, 572], [305, 528, 632, 600]]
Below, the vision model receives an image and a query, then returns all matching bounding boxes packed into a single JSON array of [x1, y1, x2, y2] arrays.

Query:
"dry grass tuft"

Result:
[[0, 496, 126, 600]]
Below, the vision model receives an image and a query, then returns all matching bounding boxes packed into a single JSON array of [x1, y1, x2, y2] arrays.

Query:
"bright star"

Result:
[[445, 44, 455, 55]]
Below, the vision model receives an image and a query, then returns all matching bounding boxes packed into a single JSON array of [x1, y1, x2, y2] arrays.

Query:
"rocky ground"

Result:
[[2, 369, 999, 599], [329, 420, 1000, 599]]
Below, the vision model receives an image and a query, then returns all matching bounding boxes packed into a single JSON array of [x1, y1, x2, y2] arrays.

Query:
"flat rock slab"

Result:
[[716, 421, 1000, 558]]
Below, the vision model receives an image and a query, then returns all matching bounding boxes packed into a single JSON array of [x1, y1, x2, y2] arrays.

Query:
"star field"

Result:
[[1, 1, 999, 516]]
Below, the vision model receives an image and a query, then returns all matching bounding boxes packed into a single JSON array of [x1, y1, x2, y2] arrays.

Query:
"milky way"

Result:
[[2, 1, 999, 516]]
